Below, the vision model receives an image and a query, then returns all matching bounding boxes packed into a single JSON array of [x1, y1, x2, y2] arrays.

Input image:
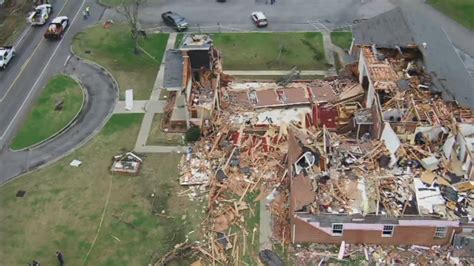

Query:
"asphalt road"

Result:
[[0, 0, 93, 149], [0, 0, 117, 183], [104, 0, 396, 32], [0, 56, 117, 183]]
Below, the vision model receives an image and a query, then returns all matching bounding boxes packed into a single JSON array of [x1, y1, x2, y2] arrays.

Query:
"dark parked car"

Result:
[[161, 11, 189, 32]]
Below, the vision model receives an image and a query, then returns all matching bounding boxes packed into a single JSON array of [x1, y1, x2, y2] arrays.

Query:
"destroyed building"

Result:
[[173, 18, 474, 262], [351, 7, 474, 109], [287, 43, 474, 246], [163, 34, 222, 131]]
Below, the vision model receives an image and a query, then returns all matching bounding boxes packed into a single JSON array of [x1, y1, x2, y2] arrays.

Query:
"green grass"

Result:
[[72, 24, 169, 100], [11, 75, 84, 150], [174, 33, 184, 49], [0, 114, 205, 265], [330, 32, 353, 51], [428, 0, 474, 30], [147, 114, 185, 146], [241, 192, 261, 265], [0, 0, 30, 45], [212, 32, 330, 70]]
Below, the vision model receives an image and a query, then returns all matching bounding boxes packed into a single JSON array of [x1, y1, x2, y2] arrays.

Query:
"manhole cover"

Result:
[[16, 190, 26, 197]]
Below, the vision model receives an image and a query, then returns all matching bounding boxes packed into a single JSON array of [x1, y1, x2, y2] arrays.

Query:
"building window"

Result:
[[434, 227, 447, 238], [382, 225, 394, 237], [331, 224, 343, 236]]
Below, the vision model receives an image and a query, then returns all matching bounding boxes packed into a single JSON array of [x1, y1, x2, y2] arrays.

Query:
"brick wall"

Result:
[[291, 216, 457, 246]]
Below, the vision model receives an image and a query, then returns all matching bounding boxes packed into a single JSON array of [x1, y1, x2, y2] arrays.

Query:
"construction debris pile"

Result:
[[176, 115, 290, 263], [293, 243, 473, 265], [110, 152, 142, 175], [166, 42, 474, 264], [290, 47, 474, 220]]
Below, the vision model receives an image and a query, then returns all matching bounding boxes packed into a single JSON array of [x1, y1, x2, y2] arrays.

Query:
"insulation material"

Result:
[[380, 122, 400, 167], [413, 178, 445, 215]]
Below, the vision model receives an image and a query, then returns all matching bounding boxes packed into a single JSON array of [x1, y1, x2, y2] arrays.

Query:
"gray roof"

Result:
[[353, 7, 474, 109], [353, 8, 416, 48], [163, 49, 184, 90]]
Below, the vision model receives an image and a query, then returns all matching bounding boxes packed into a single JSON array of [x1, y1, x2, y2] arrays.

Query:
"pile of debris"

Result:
[[293, 243, 474, 265], [110, 152, 142, 175]]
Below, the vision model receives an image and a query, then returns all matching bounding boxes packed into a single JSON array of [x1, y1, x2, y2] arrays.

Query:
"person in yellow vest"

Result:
[[85, 5, 91, 17]]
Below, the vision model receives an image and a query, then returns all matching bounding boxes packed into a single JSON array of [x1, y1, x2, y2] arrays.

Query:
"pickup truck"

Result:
[[27, 4, 53, 26], [44, 16, 69, 39], [0, 46, 16, 70]]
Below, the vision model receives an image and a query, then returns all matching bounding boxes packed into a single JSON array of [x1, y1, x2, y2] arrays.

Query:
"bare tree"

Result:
[[116, 0, 147, 53]]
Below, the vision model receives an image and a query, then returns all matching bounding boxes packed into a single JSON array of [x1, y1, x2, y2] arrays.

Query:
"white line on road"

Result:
[[0, 0, 86, 141], [0, 0, 70, 102], [64, 54, 71, 66], [14, 26, 32, 47]]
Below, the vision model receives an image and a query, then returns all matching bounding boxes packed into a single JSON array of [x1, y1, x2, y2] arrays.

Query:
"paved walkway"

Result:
[[134, 33, 183, 153], [260, 198, 273, 251], [113, 100, 147, 113], [321, 31, 338, 76], [225, 70, 329, 76]]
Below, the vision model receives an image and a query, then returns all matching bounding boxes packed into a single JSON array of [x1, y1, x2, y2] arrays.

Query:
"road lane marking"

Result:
[[14, 26, 32, 47], [0, 0, 86, 140], [0, 39, 46, 102], [64, 54, 71, 66], [0, 0, 70, 102]]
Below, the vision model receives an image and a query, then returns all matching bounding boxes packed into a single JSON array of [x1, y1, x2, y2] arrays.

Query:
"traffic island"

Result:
[[10, 75, 85, 150]]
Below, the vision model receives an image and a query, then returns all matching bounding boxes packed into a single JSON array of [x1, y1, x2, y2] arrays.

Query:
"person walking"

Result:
[[56, 251, 64, 266], [85, 5, 91, 17]]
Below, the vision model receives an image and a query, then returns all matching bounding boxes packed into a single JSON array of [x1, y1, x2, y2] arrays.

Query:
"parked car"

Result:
[[251, 11, 268, 27], [0, 46, 15, 70], [161, 11, 189, 31], [27, 4, 53, 25], [44, 16, 69, 39]]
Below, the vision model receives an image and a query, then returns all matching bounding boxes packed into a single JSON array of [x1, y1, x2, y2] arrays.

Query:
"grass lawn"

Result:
[[174, 33, 184, 49], [72, 24, 169, 100], [240, 192, 261, 264], [0, 114, 204, 265], [330, 32, 353, 51], [212, 32, 330, 70], [428, 0, 474, 30], [0, 0, 30, 45], [11, 75, 84, 150], [147, 114, 185, 146]]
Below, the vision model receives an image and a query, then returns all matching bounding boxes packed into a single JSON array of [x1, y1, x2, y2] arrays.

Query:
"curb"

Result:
[[10, 75, 87, 152], [0, 51, 119, 187]]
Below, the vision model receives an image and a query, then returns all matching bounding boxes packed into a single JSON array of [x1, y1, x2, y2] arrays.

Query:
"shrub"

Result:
[[185, 127, 201, 142]]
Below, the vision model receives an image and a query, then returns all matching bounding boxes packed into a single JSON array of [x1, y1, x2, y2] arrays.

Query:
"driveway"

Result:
[[0, 56, 117, 183]]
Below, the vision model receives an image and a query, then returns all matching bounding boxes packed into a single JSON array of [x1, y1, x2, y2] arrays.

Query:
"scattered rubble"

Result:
[[110, 152, 142, 175], [159, 34, 474, 265]]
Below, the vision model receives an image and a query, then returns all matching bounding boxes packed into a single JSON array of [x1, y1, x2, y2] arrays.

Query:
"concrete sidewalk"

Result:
[[260, 198, 273, 251], [134, 33, 180, 152], [321, 31, 338, 76], [113, 100, 147, 113], [225, 70, 329, 76]]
